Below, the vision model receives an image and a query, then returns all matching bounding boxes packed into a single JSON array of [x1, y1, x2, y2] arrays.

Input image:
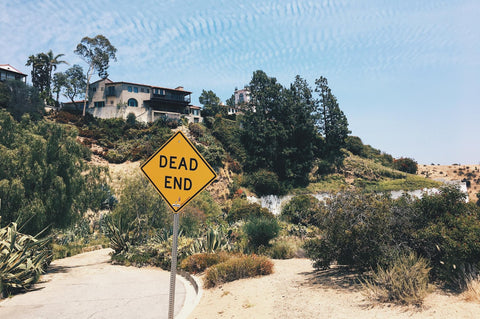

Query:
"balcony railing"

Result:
[[152, 93, 191, 104]]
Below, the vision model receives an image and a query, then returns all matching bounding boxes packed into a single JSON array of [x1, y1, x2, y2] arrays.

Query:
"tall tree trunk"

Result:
[[83, 66, 93, 117]]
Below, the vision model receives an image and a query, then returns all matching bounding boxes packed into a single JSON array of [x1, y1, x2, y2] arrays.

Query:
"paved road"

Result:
[[0, 249, 189, 319]]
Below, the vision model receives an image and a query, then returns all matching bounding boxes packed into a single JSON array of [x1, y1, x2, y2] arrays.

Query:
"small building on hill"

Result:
[[62, 78, 202, 124], [0, 64, 27, 83]]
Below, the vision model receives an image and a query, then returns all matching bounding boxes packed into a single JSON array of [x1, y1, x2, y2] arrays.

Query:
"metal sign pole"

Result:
[[168, 212, 180, 319]]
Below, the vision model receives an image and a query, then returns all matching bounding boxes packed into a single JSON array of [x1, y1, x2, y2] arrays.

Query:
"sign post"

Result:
[[141, 130, 217, 319]]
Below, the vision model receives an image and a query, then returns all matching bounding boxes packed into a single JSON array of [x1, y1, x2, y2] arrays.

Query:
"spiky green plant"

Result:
[[0, 222, 51, 298], [103, 216, 129, 254], [189, 227, 231, 254]]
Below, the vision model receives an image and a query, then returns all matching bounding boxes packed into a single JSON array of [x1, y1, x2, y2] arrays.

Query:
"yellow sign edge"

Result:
[[140, 130, 217, 213]]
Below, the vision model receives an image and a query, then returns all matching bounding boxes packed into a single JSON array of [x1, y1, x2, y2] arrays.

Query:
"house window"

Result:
[[128, 98, 138, 107], [140, 88, 144, 92], [134, 87, 138, 93], [92, 87, 97, 92], [101, 87, 104, 91], [127, 86, 132, 92], [146, 88, 150, 93], [94, 101, 105, 107]]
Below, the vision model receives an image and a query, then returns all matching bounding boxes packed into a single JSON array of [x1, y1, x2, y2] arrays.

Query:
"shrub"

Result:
[[303, 191, 394, 270], [112, 173, 169, 236], [188, 122, 205, 138], [180, 252, 231, 274], [126, 112, 136, 127], [362, 252, 431, 306], [269, 238, 297, 259], [280, 195, 323, 226], [393, 157, 418, 174], [179, 206, 206, 237], [245, 169, 285, 196], [243, 217, 280, 249], [199, 144, 225, 169], [188, 191, 223, 224], [412, 186, 480, 283], [204, 254, 274, 288], [226, 198, 274, 223], [0, 111, 106, 234]]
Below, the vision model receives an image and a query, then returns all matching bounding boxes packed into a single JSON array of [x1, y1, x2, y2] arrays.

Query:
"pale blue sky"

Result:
[[2, 0, 479, 164]]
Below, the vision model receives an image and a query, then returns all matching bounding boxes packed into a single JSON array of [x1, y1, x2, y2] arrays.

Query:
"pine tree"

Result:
[[315, 76, 350, 165]]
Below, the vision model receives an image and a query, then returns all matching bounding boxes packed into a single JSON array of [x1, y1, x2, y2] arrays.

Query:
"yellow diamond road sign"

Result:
[[141, 131, 217, 212]]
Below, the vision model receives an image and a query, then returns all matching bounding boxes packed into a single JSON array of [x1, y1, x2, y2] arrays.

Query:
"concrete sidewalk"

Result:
[[0, 249, 191, 319]]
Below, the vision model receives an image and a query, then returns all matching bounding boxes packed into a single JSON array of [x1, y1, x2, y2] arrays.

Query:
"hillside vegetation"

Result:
[[3, 72, 478, 306]]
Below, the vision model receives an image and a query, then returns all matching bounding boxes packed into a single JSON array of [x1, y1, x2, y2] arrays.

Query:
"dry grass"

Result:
[[362, 252, 431, 306], [204, 254, 274, 288], [462, 275, 480, 302]]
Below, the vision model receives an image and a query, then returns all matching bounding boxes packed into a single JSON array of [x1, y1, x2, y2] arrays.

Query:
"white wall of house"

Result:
[[88, 105, 151, 123], [86, 79, 200, 124]]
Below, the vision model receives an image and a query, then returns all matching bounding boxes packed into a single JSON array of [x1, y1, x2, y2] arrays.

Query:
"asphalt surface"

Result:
[[0, 249, 189, 319]]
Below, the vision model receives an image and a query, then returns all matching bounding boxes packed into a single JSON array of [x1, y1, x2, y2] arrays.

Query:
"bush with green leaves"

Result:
[[393, 157, 418, 174], [226, 198, 274, 223], [188, 190, 223, 224], [412, 186, 480, 283], [188, 122, 205, 138], [111, 236, 194, 270], [362, 251, 431, 306], [244, 169, 285, 196], [210, 117, 246, 164], [59, 111, 172, 163], [303, 191, 394, 270], [302, 185, 480, 289], [280, 195, 323, 226], [198, 144, 225, 169], [269, 238, 298, 259], [0, 80, 44, 121], [243, 217, 280, 250], [112, 173, 170, 240], [0, 110, 108, 234]]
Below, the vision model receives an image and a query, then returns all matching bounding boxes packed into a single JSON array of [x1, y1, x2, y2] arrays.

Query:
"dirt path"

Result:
[[0, 249, 189, 319], [188, 258, 480, 319]]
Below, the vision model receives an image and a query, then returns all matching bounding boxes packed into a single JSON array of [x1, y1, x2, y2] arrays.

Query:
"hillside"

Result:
[[46, 111, 471, 202], [418, 164, 479, 202]]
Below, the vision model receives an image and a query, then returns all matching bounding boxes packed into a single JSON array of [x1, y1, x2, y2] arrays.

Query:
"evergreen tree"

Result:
[[314, 76, 350, 164], [199, 89, 225, 117], [241, 71, 317, 187], [241, 70, 284, 174]]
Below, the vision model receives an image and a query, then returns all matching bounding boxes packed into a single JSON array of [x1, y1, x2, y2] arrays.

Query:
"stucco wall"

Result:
[[89, 105, 151, 123]]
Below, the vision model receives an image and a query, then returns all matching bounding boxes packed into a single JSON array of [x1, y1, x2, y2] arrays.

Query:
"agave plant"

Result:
[[103, 216, 129, 254], [0, 222, 51, 298], [189, 227, 231, 254]]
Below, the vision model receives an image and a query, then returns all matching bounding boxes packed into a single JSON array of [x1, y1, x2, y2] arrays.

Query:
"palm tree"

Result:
[[43, 50, 68, 102]]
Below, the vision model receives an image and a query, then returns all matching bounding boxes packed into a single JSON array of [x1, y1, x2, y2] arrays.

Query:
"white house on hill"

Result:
[[62, 78, 202, 124]]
